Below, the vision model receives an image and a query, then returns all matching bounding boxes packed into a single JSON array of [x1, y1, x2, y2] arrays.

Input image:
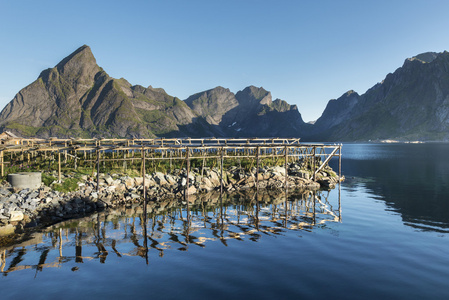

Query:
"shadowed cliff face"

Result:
[[307, 51, 449, 142], [185, 85, 309, 137], [0, 45, 308, 139]]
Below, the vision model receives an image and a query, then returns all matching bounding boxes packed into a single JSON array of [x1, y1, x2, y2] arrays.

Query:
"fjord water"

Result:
[[1, 143, 449, 300]]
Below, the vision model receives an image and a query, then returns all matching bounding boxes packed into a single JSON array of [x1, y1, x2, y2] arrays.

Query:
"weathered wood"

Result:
[[0, 138, 342, 184], [58, 152, 61, 183], [142, 146, 146, 200], [312, 146, 316, 181], [256, 146, 260, 192], [314, 147, 339, 177], [220, 147, 224, 195], [186, 147, 190, 223], [285, 146, 288, 188], [96, 148, 100, 192]]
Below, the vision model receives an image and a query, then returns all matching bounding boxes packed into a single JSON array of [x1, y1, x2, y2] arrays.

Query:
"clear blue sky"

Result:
[[1, 0, 449, 122]]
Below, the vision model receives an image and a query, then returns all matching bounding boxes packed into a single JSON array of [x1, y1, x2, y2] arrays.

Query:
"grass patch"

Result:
[[52, 177, 79, 193], [42, 173, 57, 186]]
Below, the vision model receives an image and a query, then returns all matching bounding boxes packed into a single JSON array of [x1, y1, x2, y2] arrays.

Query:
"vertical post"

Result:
[[58, 152, 61, 183], [284, 192, 288, 228], [256, 146, 260, 192], [339, 145, 342, 181], [186, 147, 190, 223], [96, 148, 100, 192], [143, 194, 149, 265], [220, 147, 224, 195], [201, 149, 205, 178], [312, 146, 316, 181], [312, 191, 316, 226], [74, 150, 77, 170], [1, 150, 3, 177], [338, 144, 342, 222], [186, 147, 189, 198], [142, 146, 146, 201], [284, 146, 288, 189], [59, 228, 63, 259]]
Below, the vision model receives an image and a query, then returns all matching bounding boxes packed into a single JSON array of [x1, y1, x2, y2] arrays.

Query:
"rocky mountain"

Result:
[[0, 45, 307, 138], [3, 45, 448, 141], [185, 85, 308, 137], [308, 51, 449, 141], [0, 45, 210, 138]]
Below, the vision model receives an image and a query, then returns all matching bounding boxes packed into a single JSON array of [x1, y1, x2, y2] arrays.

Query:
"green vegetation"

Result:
[[51, 177, 80, 193], [42, 173, 56, 186], [5, 123, 40, 136]]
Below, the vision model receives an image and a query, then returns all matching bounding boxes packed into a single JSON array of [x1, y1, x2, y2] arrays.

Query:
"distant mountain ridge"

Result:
[[1, 46, 449, 141], [307, 51, 449, 141], [0, 45, 308, 138]]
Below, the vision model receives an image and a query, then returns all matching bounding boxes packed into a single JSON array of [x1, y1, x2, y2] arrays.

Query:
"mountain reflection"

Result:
[[332, 143, 449, 232], [0, 189, 340, 275]]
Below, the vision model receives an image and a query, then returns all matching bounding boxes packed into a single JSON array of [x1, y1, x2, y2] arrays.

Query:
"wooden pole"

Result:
[[201, 149, 205, 178], [339, 145, 342, 181], [169, 150, 172, 171], [123, 151, 127, 171], [58, 152, 61, 183], [1, 150, 3, 177], [142, 146, 146, 201], [256, 146, 260, 192], [338, 144, 342, 221], [186, 147, 190, 223], [96, 148, 100, 192], [312, 146, 316, 181], [220, 147, 224, 195], [284, 146, 288, 189]]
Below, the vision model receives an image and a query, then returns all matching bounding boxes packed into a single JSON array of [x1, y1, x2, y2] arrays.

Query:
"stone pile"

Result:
[[0, 162, 342, 234]]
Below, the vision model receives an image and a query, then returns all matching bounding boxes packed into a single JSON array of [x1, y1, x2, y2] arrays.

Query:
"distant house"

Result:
[[0, 131, 20, 145]]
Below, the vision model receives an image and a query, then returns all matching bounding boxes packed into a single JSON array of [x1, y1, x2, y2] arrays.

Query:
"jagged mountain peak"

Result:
[[0, 45, 308, 139], [236, 85, 272, 106], [55, 45, 98, 73], [407, 52, 439, 64], [344, 90, 359, 97], [184, 86, 238, 126]]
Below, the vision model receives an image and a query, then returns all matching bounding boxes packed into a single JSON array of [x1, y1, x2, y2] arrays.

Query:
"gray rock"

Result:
[[10, 211, 24, 221], [154, 172, 168, 185], [28, 191, 39, 199]]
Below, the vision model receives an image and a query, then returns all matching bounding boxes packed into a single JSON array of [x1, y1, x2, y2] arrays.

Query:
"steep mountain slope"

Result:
[[309, 51, 449, 141], [0, 45, 307, 138], [0, 45, 210, 138]]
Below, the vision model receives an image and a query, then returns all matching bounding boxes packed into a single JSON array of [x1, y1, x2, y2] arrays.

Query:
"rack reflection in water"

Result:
[[0, 188, 340, 275]]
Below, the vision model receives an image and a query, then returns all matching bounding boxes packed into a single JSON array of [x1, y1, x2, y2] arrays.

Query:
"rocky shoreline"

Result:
[[0, 161, 342, 236]]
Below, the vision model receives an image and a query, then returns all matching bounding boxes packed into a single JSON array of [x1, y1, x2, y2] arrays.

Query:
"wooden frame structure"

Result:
[[0, 138, 342, 194]]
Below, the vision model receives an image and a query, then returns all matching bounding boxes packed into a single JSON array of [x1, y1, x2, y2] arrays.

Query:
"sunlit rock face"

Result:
[[0, 46, 308, 139]]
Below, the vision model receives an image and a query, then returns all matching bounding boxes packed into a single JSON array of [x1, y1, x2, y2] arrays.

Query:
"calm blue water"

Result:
[[1, 143, 449, 300]]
